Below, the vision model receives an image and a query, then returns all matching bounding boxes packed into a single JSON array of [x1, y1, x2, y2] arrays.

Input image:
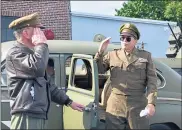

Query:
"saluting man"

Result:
[[95, 23, 157, 129], [6, 12, 84, 130]]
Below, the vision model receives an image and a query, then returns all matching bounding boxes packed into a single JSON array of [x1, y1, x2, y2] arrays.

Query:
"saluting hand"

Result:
[[70, 102, 85, 112], [32, 28, 47, 46], [98, 37, 111, 54]]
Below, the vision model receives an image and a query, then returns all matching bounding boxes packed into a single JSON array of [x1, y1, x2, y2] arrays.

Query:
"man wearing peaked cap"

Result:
[[9, 12, 45, 30], [6, 12, 85, 129], [120, 23, 140, 40], [95, 23, 157, 129]]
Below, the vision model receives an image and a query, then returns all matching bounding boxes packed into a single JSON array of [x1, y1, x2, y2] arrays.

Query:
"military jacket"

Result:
[[95, 47, 157, 105]]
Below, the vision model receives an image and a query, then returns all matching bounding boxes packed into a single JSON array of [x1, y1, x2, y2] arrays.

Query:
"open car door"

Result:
[[63, 54, 99, 129]]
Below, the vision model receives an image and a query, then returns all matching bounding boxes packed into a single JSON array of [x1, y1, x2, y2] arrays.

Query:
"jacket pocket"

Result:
[[110, 61, 123, 78], [33, 79, 48, 112], [12, 80, 34, 110], [134, 60, 147, 79], [35, 77, 47, 87]]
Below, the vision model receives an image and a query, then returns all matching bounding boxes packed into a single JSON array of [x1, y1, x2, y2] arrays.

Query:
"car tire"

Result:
[[150, 124, 172, 130]]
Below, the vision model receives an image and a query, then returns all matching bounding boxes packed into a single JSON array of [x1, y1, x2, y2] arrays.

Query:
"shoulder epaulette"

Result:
[[138, 49, 151, 54]]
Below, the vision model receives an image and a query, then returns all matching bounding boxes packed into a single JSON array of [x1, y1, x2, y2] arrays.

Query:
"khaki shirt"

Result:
[[95, 47, 157, 105]]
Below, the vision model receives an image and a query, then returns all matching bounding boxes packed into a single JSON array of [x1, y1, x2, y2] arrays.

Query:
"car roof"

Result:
[[0, 40, 171, 66]]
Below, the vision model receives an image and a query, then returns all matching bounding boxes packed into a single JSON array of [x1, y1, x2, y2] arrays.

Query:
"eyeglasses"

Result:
[[120, 36, 132, 42]]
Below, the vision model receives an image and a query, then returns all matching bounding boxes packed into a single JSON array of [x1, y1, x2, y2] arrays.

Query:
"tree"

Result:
[[115, 0, 182, 22], [164, 1, 182, 22]]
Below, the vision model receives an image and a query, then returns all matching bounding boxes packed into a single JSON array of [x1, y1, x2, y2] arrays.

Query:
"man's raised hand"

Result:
[[32, 28, 47, 46], [98, 37, 111, 54]]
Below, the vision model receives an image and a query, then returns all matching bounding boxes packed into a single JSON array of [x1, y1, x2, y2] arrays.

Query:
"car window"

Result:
[[65, 59, 87, 76], [65, 57, 91, 91], [1, 67, 7, 87], [1, 66, 9, 100], [47, 58, 56, 85], [172, 68, 182, 76]]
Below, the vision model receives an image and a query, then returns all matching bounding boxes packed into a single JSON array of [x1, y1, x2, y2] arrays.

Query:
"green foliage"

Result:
[[164, 1, 182, 22], [115, 0, 182, 22]]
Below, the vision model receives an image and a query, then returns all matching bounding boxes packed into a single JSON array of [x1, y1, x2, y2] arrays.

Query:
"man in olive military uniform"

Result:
[[95, 23, 157, 129], [6, 12, 84, 130]]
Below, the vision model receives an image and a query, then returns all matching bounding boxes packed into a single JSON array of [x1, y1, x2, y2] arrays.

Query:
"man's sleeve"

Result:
[[7, 44, 49, 78], [49, 82, 72, 106], [94, 52, 110, 74], [146, 53, 158, 106]]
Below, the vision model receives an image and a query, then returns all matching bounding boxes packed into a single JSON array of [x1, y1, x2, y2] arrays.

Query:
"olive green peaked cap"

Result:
[[9, 12, 44, 30], [120, 23, 140, 40]]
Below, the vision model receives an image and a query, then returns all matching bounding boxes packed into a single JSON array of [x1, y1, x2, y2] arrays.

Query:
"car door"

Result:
[[45, 54, 63, 129], [63, 54, 99, 129]]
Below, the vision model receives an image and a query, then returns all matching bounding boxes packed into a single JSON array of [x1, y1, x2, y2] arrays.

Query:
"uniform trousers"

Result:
[[105, 92, 150, 129], [11, 113, 45, 130]]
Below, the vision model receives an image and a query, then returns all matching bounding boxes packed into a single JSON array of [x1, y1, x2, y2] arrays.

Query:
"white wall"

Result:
[[71, 11, 177, 58]]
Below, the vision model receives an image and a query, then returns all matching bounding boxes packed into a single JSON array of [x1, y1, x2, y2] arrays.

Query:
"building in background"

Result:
[[1, 0, 71, 42], [1, 1, 178, 58], [71, 12, 177, 58]]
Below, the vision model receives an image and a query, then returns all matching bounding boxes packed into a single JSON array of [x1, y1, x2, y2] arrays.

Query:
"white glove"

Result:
[[140, 108, 149, 117]]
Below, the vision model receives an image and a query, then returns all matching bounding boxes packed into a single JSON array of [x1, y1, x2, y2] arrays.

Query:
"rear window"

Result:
[[1, 68, 7, 87], [172, 68, 182, 76]]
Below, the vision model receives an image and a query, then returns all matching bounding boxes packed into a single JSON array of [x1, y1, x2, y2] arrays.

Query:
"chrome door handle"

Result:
[[83, 107, 91, 112], [56, 104, 60, 107], [92, 103, 97, 110]]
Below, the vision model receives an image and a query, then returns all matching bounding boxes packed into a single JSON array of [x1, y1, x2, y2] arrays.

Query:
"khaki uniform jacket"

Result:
[[95, 47, 157, 105]]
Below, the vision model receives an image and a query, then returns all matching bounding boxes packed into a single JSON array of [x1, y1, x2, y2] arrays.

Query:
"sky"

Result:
[[71, 1, 126, 16]]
